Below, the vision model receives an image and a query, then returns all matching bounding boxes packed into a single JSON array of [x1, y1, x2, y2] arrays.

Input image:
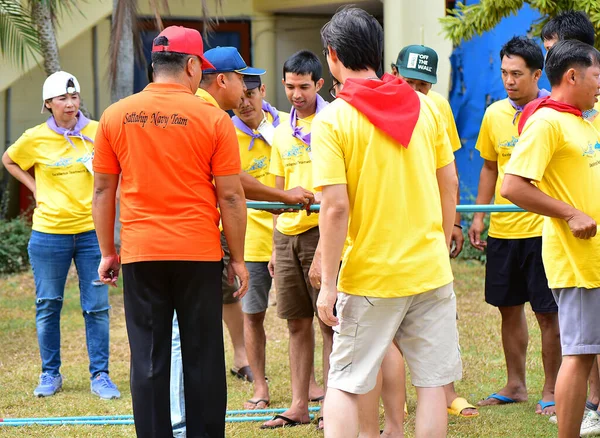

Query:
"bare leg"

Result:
[[316, 318, 334, 430], [222, 302, 248, 370], [358, 373, 384, 438], [415, 386, 447, 438], [535, 312, 561, 415], [556, 355, 596, 438], [324, 388, 360, 438], [261, 318, 313, 427], [478, 305, 529, 406], [309, 323, 325, 401], [380, 344, 406, 436], [243, 311, 268, 408], [587, 358, 600, 408]]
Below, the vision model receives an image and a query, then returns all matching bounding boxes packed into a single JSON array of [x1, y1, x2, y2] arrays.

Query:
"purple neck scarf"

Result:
[[232, 100, 281, 150], [290, 94, 327, 146], [509, 89, 551, 125], [46, 111, 94, 148]]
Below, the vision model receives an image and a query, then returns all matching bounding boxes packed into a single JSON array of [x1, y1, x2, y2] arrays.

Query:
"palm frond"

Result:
[[199, 0, 221, 38], [0, 0, 42, 67]]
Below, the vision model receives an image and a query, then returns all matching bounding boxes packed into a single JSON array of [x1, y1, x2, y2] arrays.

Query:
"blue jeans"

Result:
[[171, 313, 186, 436], [28, 230, 111, 377]]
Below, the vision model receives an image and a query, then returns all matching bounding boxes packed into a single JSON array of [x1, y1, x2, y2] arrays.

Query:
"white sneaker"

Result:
[[580, 409, 600, 437], [549, 407, 592, 426]]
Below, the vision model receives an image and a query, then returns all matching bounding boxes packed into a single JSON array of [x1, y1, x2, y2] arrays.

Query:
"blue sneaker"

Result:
[[91, 372, 121, 399], [33, 372, 63, 397]]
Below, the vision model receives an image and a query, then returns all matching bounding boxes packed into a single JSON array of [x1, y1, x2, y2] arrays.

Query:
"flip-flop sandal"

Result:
[[230, 366, 254, 383], [260, 414, 311, 429], [244, 398, 270, 410], [316, 416, 324, 431], [447, 397, 479, 417], [483, 393, 517, 405], [537, 400, 555, 415], [310, 395, 324, 402]]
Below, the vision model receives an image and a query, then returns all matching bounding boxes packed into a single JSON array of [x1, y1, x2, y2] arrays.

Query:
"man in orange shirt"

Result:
[[92, 26, 248, 438]]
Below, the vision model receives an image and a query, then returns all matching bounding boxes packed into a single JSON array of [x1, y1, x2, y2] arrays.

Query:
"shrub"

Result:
[[0, 216, 32, 275]]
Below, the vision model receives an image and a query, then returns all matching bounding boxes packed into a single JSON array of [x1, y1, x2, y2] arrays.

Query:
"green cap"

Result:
[[395, 45, 438, 84]]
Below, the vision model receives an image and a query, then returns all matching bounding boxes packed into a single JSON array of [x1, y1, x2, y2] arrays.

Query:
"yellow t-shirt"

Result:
[[7, 121, 97, 234], [475, 98, 544, 239], [505, 108, 600, 289], [270, 113, 319, 235], [237, 110, 289, 261], [311, 94, 455, 298], [195, 88, 220, 108], [428, 90, 462, 152]]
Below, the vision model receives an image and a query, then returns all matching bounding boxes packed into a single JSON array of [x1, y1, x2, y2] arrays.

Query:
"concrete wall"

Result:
[[0, 91, 6, 152], [384, 0, 453, 99]]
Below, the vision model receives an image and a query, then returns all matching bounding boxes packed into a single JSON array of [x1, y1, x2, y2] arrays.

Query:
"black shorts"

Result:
[[485, 236, 557, 313]]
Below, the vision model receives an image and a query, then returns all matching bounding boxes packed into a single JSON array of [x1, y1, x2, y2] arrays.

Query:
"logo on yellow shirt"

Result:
[[582, 142, 600, 162], [498, 136, 519, 149], [247, 156, 268, 172], [282, 144, 307, 158]]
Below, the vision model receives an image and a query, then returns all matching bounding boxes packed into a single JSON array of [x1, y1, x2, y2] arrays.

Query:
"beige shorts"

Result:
[[328, 282, 462, 394]]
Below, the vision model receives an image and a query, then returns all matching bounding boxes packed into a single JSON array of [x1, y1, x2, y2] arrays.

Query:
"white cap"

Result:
[[41, 71, 81, 113]]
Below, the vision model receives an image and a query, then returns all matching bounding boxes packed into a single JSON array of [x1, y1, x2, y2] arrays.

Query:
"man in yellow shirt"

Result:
[[502, 39, 600, 438], [260, 50, 333, 430], [394, 45, 463, 255], [389, 44, 475, 423], [541, 12, 600, 434], [468, 37, 561, 417], [231, 75, 286, 410], [315, 7, 461, 437]]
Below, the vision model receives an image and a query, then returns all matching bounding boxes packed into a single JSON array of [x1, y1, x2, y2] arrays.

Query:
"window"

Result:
[[134, 19, 251, 93]]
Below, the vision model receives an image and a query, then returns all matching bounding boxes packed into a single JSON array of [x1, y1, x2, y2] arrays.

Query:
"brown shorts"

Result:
[[221, 232, 239, 304], [274, 227, 319, 320]]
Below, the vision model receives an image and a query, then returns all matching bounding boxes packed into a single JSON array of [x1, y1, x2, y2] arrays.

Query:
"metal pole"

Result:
[[0, 407, 320, 424], [0, 414, 316, 427], [245, 201, 526, 213]]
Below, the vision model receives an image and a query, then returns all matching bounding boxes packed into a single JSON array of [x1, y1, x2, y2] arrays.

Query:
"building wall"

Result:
[[1, 0, 454, 152], [0, 91, 6, 151], [273, 15, 331, 110], [384, 0, 452, 99]]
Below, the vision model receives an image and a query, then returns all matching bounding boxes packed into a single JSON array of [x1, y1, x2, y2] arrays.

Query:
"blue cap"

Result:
[[202, 46, 266, 75]]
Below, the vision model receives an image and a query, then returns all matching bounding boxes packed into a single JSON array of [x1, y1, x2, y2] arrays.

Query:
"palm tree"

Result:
[[1, 0, 92, 115], [440, 0, 600, 48], [109, 0, 223, 103]]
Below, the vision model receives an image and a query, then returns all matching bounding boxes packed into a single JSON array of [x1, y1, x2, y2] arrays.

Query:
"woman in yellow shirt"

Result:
[[1, 72, 119, 399]]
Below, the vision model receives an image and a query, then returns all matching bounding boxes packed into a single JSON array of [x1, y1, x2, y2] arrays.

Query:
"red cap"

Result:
[[152, 26, 215, 70]]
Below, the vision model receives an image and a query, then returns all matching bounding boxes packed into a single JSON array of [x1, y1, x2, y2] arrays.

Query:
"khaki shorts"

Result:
[[221, 232, 239, 304], [328, 283, 463, 394], [274, 227, 319, 320]]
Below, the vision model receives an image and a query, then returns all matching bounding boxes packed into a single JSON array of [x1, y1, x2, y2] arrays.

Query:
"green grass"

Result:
[[0, 260, 558, 437]]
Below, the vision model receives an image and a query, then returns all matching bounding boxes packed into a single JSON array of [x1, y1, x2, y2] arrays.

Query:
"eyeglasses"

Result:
[[329, 79, 342, 99]]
